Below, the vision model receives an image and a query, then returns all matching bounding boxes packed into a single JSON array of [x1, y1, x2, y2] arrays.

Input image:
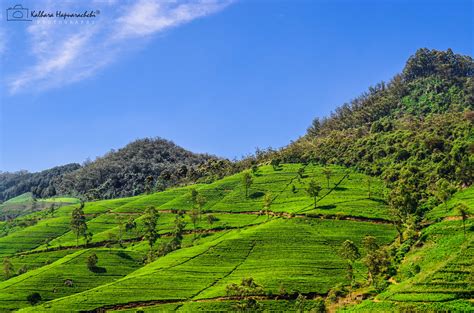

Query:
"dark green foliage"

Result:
[[2, 257, 13, 279], [143, 207, 159, 250], [70, 203, 87, 247], [86, 253, 98, 271], [56, 138, 218, 199], [26, 292, 41, 305], [226, 277, 264, 298], [306, 180, 322, 208], [242, 172, 253, 198], [0, 163, 80, 202], [270, 49, 473, 220]]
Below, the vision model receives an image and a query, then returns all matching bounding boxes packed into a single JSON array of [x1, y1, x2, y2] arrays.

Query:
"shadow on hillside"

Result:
[[249, 191, 265, 199], [90, 266, 107, 274], [369, 197, 388, 204], [334, 186, 348, 191], [317, 204, 336, 210], [117, 251, 133, 261]]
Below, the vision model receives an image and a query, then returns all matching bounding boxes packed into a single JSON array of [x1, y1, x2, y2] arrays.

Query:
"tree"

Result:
[[306, 179, 322, 208], [207, 214, 218, 225], [189, 208, 200, 232], [116, 215, 126, 245], [87, 253, 98, 270], [125, 217, 137, 235], [388, 183, 419, 243], [434, 178, 457, 212], [170, 212, 186, 249], [196, 194, 207, 219], [70, 203, 87, 247], [144, 176, 154, 194], [143, 207, 159, 250], [48, 203, 56, 217], [339, 240, 361, 284], [242, 172, 253, 198], [3, 257, 13, 279], [263, 193, 272, 211], [190, 188, 199, 206], [456, 203, 469, 238], [295, 293, 306, 313], [307, 117, 321, 137], [362, 236, 389, 284], [26, 292, 42, 305], [270, 158, 281, 170], [322, 167, 333, 189]]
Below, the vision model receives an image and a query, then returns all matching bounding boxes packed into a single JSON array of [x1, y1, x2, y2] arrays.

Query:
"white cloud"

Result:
[[6, 0, 233, 94], [115, 0, 231, 39]]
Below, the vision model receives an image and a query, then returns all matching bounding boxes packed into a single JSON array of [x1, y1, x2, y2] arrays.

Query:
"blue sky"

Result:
[[0, 0, 472, 172]]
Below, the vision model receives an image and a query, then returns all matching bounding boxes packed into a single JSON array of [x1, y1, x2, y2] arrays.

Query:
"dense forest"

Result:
[[0, 164, 80, 202], [0, 138, 239, 202], [260, 48, 473, 214]]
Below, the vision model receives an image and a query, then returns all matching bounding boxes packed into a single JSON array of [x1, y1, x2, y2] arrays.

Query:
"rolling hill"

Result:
[[0, 48, 472, 312]]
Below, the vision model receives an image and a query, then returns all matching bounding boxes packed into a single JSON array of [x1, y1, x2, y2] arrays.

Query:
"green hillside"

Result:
[[0, 192, 79, 221], [342, 188, 474, 312], [0, 164, 400, 312], [0, 49, 472, 312]]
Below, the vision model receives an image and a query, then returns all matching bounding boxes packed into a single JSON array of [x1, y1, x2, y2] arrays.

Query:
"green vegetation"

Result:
[[0, 49, 472, 312]]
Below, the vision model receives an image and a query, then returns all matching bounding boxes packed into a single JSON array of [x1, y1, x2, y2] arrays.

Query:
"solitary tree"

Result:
[[2, 257, 13, 279], [26, 292, 42, 305], [242, 172, 253, 198], [116, 215, 126, 245], [48, 203, 56, 217], [434, 178, 457, 212], [189, 208, 200, 232], [306, 180, 322, 208], [322, 167, 333, 189], [339, 240, 361, 284], [170, 212, 186, 249], [190, 188, 199, 206], [456, 203, 469, 238], [362, 236, 389, 284], [86, 253, 98, 271], [263, 193, 272, 211], [196, 194, 207, 219], [71, 203, 87, 247], [207, 214, 217, 225], [143, 207, 159, 250]]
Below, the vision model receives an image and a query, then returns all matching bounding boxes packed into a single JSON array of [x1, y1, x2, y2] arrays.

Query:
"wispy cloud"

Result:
[[6, 0, 233, 94]]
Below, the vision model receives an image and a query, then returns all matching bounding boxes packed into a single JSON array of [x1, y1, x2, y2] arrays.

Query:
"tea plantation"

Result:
[[0, 164, 471, 312]]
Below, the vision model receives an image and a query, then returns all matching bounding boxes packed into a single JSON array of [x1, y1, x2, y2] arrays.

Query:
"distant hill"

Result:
[[0, 164, 81, 202], [54, 138, 223, 200]]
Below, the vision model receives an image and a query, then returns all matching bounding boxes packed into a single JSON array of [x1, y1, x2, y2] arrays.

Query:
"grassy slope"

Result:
[[0, 164, 397, 311], [341, 187, 474, 312], [21, 219, 395, 312], [0, 193, 79, 219]]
